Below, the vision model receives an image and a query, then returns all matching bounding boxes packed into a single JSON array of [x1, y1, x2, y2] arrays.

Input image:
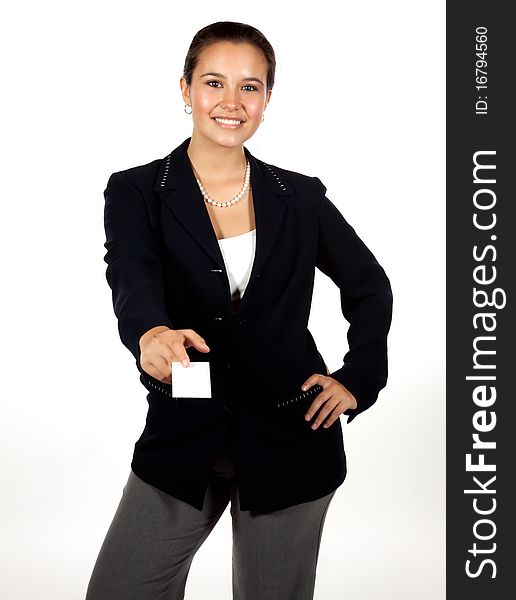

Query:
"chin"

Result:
[[209, 132, 250, 149], [195, 122, 254, 148]]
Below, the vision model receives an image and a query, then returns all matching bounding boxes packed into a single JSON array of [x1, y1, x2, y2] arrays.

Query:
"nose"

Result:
[[220, 86, 242, 110]]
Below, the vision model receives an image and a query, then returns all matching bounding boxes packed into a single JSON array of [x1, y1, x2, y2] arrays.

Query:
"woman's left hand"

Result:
[[300, 375, 358, 430]]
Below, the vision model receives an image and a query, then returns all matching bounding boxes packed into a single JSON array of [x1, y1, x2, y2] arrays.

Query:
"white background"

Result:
[[0, 1, 445, 598]]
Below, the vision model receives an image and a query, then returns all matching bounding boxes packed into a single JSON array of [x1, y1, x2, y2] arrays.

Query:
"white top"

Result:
[[217, 228, 256, 300]]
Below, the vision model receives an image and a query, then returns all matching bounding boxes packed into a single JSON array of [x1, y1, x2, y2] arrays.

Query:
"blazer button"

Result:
[[219, 406, 231, 416]]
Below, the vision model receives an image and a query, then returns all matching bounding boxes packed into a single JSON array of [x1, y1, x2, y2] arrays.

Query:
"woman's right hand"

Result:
[[138, 326, 210, 384]]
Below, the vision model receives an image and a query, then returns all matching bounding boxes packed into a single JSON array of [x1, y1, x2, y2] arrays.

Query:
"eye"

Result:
[[205, 80, 258, 91]]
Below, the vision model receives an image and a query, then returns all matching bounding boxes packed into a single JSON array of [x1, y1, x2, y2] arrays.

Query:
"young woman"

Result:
[[86, 21, 393, 600]]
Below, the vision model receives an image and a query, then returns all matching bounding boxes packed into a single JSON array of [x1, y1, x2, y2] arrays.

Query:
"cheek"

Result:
[[245, 98, 266, 120], [194, 94, 215, 113]]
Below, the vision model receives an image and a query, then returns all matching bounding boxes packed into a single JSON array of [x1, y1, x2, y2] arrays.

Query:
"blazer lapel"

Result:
[[153, 137, 295, 311]]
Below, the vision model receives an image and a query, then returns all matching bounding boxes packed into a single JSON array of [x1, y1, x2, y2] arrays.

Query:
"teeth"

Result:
[[214, 118, 242, 125]]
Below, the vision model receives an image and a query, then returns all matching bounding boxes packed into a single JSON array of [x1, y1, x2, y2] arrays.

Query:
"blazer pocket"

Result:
[[275, 383, 323, 409], [274, 383, 340, 440], [275, 383, 325, 428], [140, 371, 174, 398]]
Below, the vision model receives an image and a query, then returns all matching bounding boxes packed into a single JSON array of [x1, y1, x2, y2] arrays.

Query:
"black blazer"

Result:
[[103, 136, 393, 513]]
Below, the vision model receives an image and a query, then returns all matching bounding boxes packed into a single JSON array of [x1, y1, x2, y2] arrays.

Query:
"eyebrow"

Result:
[[199, 71, 264, 86]]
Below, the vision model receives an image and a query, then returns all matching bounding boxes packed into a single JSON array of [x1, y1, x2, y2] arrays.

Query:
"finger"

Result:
[[153, 353, 176, 383], [322, 405, 344, 428], [322, 413, 340, 428], [142, 341, 177, 376], [337, 382, 358, 409], [170, 340, 191, 367], [347, 391, 358, 410], [181, 329, 210, 352], [304, 385, 332, 421], [145, 361, 169, 383], [300, 373, 323, 392], [148, 330, 181, 363], [310, 399, 340, 430], [194, 335, 210, 352], [324, 398, 354, 426]]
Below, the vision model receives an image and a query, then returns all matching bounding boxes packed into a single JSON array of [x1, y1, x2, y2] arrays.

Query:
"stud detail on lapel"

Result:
[[261, 161, 287, 191], [160, 153, 172, 187]]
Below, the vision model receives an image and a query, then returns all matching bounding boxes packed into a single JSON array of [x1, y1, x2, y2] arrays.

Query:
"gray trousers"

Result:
[[85, 443, 336, 600]]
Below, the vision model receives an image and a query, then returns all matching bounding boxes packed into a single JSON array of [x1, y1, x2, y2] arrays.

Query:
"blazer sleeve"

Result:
[[103, 171, 173, 366], [314, 176, 393, 424]]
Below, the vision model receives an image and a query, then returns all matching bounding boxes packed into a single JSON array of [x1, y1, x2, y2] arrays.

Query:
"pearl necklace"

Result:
[[195, 159, 251, 208]]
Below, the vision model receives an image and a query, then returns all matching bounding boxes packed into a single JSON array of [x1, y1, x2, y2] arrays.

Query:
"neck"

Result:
[[187, 131, 247, 182]]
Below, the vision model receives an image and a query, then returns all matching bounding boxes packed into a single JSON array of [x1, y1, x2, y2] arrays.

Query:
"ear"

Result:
[[179, 77, 191, 105], [264, 88, 272, 109]]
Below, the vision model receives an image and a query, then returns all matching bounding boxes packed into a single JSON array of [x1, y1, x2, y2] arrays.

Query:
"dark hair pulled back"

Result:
[[183, 21, 276, 92]]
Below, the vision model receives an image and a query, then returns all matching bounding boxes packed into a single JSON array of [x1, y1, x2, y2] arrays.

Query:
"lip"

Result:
[[212, 116, 245, 122], [212, 117, 245, 128]]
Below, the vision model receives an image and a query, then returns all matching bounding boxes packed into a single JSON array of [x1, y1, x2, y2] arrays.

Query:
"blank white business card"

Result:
[[171, 361, 212, 398]]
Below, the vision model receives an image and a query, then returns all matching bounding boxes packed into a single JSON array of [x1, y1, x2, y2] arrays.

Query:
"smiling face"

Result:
[[180, 41, 272, 149]]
